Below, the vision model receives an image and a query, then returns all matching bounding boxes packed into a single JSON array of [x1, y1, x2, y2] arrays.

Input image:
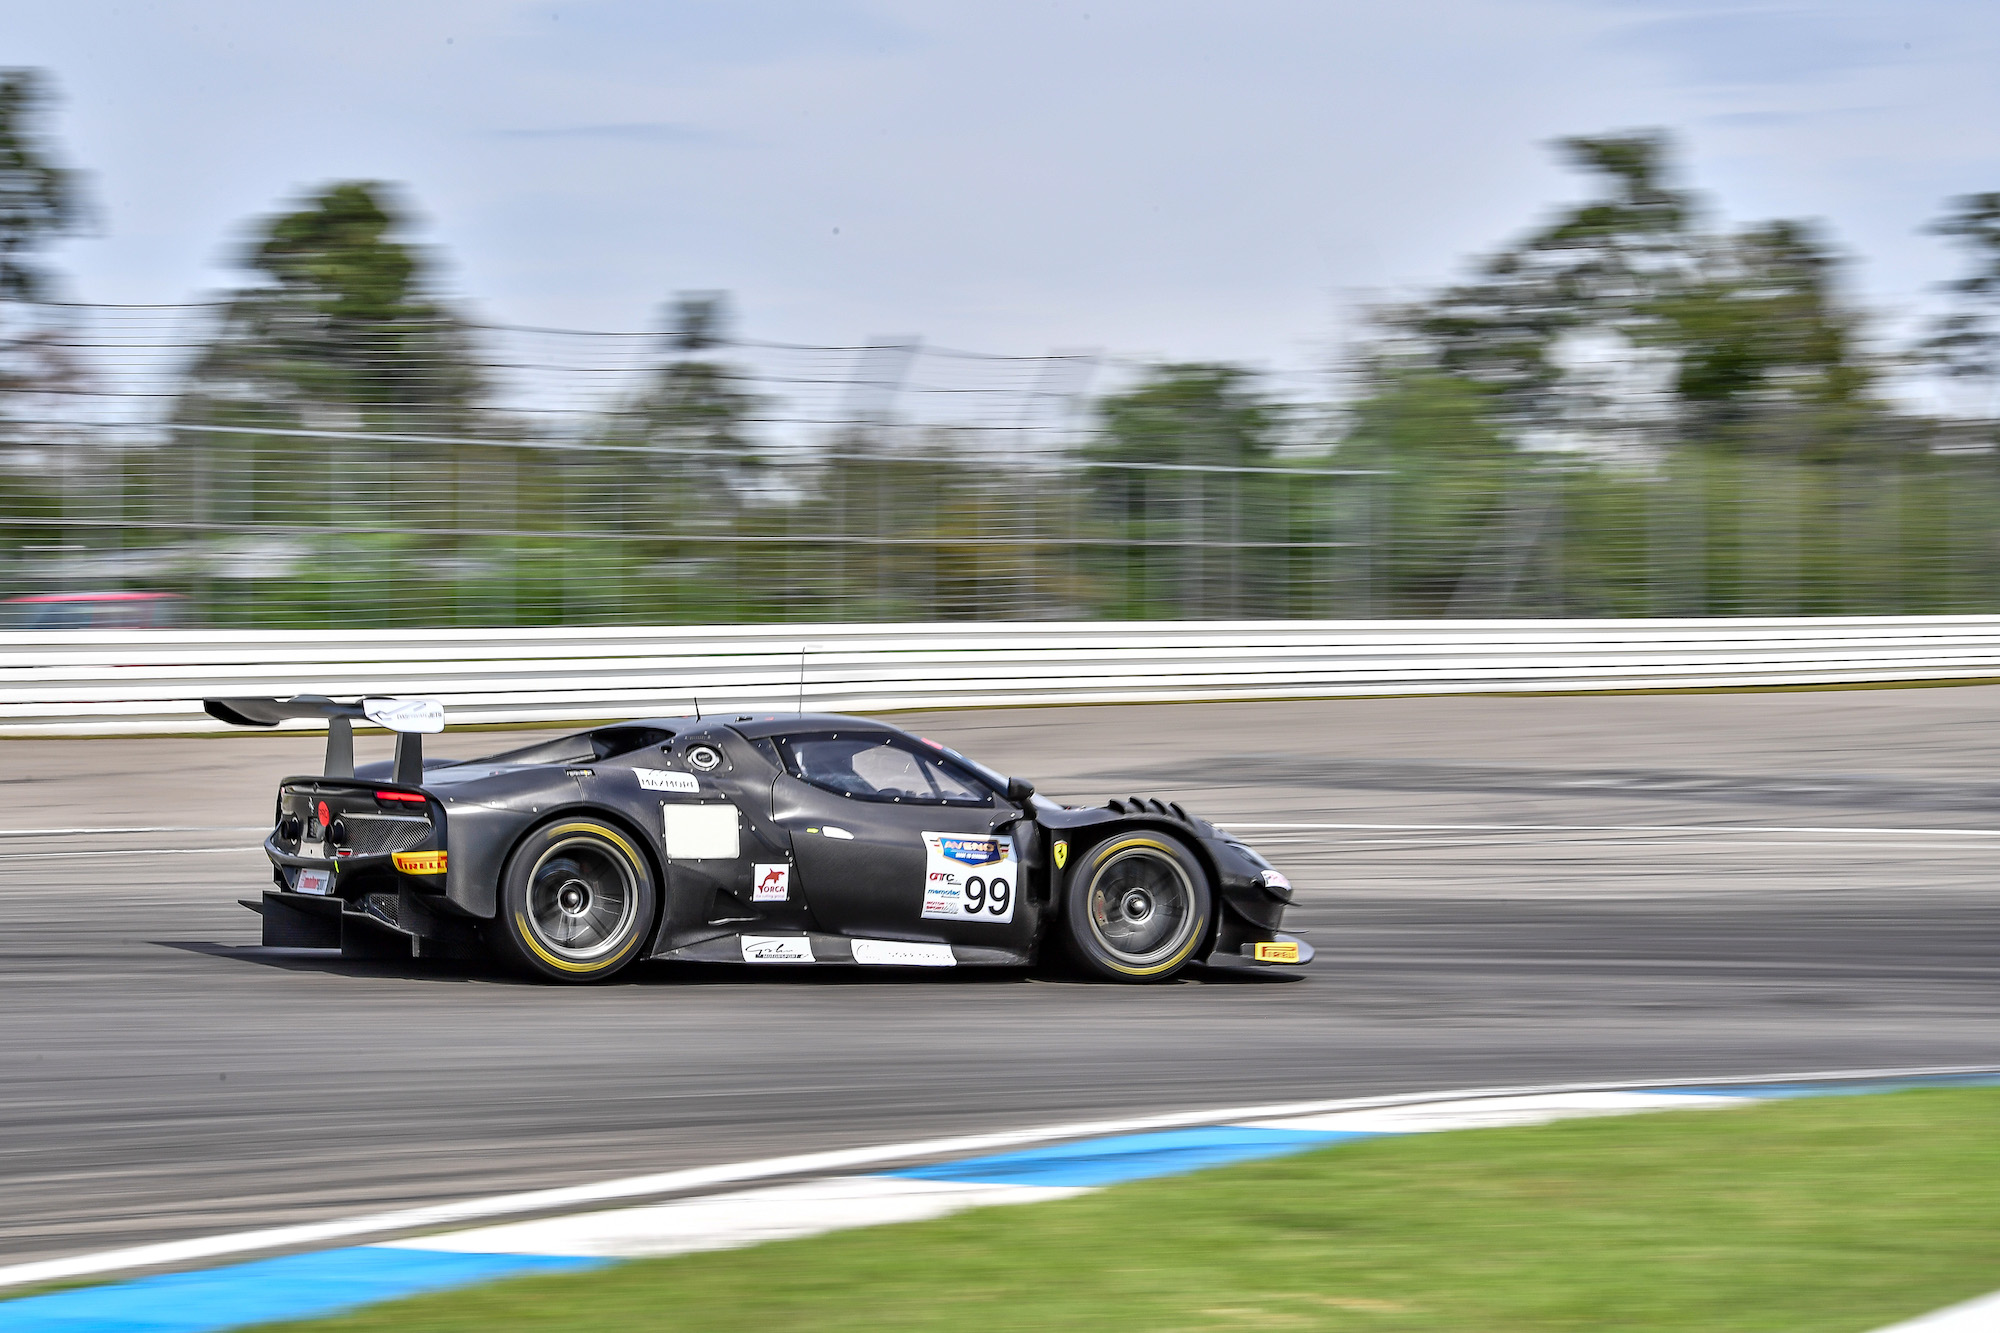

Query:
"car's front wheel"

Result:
[[495, 819, 656, 982], [1062, 833, 1211, 982]]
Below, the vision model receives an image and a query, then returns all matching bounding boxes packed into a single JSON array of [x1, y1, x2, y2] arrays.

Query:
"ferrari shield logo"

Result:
[[1053, 839, 1068, 870]]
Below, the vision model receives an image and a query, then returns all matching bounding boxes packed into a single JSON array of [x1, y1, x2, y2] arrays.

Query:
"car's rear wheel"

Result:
[[1062, 833, 1211, 982], [495, 819, 656, 982]]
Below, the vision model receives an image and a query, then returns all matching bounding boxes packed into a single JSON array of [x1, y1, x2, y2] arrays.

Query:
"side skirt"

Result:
[[653, 931, 1029, 969]]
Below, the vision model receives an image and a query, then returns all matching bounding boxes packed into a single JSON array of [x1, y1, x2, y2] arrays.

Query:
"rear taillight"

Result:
[[375, 790, 425, 803]]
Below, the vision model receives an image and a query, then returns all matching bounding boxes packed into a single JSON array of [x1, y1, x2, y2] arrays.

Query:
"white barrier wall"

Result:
[[5, 617, 2000, 736]]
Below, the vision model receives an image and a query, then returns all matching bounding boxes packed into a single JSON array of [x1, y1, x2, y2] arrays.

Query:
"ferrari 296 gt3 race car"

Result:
[[204, 696, 1312, 983]]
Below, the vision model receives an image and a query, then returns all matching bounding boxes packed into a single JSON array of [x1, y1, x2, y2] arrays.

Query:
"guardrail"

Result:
[[5, 617, 2000, 736]]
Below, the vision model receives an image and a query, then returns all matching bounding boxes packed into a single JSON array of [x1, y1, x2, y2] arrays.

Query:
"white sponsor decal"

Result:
[[361, 697, 445, 734], [294, 868, 332, 895], [920, 831, 1016, 922], [740, 935, 814, 963], [663, 804, 742, 859], [851, 938, 956, 967], [817, 826, 854, 840], [751, 863, 791, 902], [634, 768, 700, 793]]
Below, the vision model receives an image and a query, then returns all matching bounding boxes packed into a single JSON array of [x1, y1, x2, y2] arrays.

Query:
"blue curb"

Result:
[[891, 1125, 1361, 1188], [0, 1247, 601, 1333]]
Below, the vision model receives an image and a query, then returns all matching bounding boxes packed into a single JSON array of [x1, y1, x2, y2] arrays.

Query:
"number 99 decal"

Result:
[[961, 875, 1012, 918], [921, 831, 1018, 923]]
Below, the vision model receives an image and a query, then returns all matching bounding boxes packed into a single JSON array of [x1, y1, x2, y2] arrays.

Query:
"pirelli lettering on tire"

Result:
[[392, 849, 448, 875], [1253, 941, 1301, 964]]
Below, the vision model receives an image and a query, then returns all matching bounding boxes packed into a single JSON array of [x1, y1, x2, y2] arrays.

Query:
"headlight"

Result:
[[1257, 870, 1293, 903]]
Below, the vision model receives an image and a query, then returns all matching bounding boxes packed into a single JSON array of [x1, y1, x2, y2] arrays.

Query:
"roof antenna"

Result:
[[797, 644, 808, 715], [692, 694, 702, 721]]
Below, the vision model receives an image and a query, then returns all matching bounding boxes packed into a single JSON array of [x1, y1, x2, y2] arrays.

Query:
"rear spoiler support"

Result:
[[328, 715, 355, 778], [203, 695, 444, 781]]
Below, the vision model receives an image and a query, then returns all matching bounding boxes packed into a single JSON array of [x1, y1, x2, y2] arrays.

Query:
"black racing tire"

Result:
[[1061, 832, 1211, 982], [494, 818, 657, 982]]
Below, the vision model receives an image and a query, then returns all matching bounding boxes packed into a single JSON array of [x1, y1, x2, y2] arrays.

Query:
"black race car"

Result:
[[203, 696, 1311, 983]]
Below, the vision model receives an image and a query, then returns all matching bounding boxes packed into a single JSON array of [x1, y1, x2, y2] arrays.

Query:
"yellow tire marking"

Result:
[[516, 824, 647, 974], [1087, 837, 1208, 976]]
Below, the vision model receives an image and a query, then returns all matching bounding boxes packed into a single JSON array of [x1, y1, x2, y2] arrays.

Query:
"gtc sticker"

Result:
[[920, 831, 1016, 922], [634, 767, 699, 793], [392, 850, 448, 875], [295, 868, 332, 895], [751, 863, 791, 902], [1253, 941, 1301, 964], [741, 935, 814, 963], [851, 938, 955, 967]]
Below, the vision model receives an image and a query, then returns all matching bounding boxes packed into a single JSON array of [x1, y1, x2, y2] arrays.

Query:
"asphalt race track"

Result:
[[4, 688, 2000, 1267]]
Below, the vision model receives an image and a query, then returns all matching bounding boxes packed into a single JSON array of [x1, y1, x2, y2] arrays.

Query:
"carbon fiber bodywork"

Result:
[[226, 708, 1309, 976]]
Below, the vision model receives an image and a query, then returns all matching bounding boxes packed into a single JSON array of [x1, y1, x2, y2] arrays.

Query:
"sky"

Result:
[[9, 0, 2000, 385]]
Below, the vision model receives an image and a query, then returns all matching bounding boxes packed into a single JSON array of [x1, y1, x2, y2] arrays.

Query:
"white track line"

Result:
[[2, 1063, 1992, 1292], [386, 1093, 1755, 1260], [1222, 822, 2000, 836], [0, 826, 262, 839], [0, 847, 262, 861], [381, 1178, 1089, 1259]]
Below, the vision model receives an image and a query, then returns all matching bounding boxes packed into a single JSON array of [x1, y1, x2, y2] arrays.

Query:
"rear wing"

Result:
[[203, 695, 444, 782]]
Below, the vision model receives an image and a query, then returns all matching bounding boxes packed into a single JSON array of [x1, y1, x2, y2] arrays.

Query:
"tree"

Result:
[[177, 181, 481, 430], [1371, 129, 1879, 457], [1090, 363, 1277, 468], [1924, 192, 2000, 418], [1645, 219, 1872, 446], [613, 292, 761, 460], [0, 68, 88, 407], [1084, 364, 1287, 616], [1388, 130, 1693, 420]]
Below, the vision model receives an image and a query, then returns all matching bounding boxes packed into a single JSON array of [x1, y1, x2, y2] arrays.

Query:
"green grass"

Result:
[[264, 1088, 2000, 1332]]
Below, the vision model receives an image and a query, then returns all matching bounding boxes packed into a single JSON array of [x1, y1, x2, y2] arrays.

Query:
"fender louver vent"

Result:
[[1107, 796, 1187, 820]]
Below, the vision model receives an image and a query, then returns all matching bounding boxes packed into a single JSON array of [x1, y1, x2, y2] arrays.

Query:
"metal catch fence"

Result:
[[3, 303, 1999, 628]]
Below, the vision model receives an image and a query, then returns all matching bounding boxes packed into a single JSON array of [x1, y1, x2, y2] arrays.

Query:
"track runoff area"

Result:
[[5, 1068, 2000, 1332], [2, 688, 2000, 1324]]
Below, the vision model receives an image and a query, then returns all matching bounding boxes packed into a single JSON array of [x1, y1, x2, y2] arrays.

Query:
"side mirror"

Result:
[[1004, 776, 1036, 802]]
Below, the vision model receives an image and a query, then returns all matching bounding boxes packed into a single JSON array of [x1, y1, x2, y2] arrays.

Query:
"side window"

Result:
[[785, 735, 989, 805]]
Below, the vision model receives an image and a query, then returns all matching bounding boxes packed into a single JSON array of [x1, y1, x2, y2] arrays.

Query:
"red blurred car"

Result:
[[0, 591, 188, 629]]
